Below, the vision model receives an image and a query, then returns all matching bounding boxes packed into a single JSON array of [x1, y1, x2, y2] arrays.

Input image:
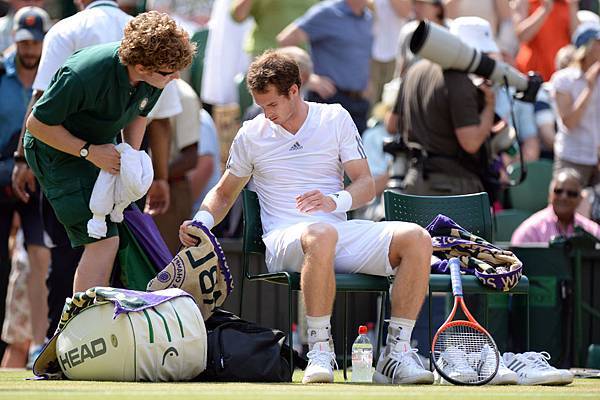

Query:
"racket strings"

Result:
[[433, 324, 499, 384]]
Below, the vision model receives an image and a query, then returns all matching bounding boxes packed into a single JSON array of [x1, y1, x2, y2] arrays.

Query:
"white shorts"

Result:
[[263, 220, 402, 276]]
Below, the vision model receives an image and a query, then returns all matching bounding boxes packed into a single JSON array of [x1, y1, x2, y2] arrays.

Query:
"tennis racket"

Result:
[[431, 257, 500, 385]]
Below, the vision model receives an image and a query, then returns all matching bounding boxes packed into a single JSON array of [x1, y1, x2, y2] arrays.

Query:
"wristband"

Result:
[[327, 190, 353, 213], [193, 210, 215, 230]]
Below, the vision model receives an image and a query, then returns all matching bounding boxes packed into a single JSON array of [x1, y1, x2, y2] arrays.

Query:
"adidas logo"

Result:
[[289, 141, 303, 151]]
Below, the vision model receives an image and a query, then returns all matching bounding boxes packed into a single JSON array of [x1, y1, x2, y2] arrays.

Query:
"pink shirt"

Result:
[[511, 206, 600, 245]]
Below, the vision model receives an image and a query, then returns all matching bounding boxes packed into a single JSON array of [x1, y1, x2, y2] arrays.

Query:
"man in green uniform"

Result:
[[24, 11, 196, 293]]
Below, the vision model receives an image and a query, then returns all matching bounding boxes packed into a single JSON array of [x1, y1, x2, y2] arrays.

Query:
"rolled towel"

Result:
[[87, 170, 117, 238]]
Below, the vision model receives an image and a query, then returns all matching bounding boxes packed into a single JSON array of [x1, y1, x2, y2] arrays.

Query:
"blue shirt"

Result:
[[296, 0, 372, 91], [0, 52, 31, 151]]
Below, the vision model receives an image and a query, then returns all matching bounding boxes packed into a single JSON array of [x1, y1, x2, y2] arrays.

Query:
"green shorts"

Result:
[[23, 132, 118, 247]]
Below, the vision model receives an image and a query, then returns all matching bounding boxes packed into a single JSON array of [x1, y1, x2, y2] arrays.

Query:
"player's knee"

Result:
[[392, 222, 432, 259], [301, 223, 338, 252]]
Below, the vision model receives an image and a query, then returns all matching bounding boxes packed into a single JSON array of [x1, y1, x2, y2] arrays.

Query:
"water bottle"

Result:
[[292, 323, 303, 356], [351, 325, 373, 383]]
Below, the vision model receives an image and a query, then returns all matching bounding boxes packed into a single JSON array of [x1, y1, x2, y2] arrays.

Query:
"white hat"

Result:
[[450, 16, 499, 54]]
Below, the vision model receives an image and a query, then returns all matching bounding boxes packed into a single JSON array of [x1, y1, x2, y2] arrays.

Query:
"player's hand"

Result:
[[87, 144, 121, 174], [296, 190, 336, 213], [144, 179, 170, 215], [179, 219, 198, 247], [307, 74, 337, 99], [11, 161, 36, 203]]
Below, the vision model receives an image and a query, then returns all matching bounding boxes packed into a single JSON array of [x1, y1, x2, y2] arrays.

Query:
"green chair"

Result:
[[383, 190, 530, 351], [189, 28, 209, 98], [241, 189, 390, 379], [507, 159, 553, 213], [494, 209, 532, 242], [236, 73, 254, 118]]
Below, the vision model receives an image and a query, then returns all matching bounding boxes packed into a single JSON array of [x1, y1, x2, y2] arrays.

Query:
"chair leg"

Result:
[[289, 286, 294, 377], [428, 289, 433, 371], [484, 294, 489, 328], [526, 293, 530, 351], [376, 291, 387, 360], [238, 269, 245, 317], [343, 292, 348, 381]]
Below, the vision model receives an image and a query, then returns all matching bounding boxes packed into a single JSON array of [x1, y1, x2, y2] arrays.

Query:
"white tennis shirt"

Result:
[[227, 102, 367, 234]]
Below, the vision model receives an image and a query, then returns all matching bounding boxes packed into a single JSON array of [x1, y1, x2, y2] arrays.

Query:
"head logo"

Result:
[[59, 338, 107, 369], [161, 347, 179, 365]]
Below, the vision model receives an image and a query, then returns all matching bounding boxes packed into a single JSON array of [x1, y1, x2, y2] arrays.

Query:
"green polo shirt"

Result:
[[24, 42, 162, 247]]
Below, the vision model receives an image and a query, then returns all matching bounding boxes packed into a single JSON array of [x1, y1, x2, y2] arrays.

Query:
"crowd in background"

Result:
[[0, 0, 600, 370]]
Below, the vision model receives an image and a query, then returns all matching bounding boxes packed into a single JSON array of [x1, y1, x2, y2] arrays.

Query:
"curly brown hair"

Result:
[[246, 49, 302, 96], [118, 11, 196, 72]]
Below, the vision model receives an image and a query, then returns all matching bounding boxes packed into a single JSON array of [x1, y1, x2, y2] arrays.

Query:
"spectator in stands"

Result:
[[368, 0, 410, 105], [511, 168, 600, 244], [0, 0, 43, 53], [231, 0, 317, 57], [151, 79, 199, 255], [514, 0, 579, 82], [550, 23, 600, 187], [398, 17, 496, 196], [277, 0, 373, 134], [0, 6, 49, 368]]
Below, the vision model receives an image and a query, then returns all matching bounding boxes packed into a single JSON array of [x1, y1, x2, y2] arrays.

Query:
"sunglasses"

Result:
[[553, 188, 579, 198]]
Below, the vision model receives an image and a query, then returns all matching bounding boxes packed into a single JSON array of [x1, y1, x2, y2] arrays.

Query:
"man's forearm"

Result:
[[345, 174, 376, 209], [26, 114, 86, 156], [147, 118, 171, 180], [123, 116, 148, 150]]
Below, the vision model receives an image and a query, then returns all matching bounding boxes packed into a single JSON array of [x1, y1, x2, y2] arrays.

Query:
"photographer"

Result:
[[397, 17, 497, 196]]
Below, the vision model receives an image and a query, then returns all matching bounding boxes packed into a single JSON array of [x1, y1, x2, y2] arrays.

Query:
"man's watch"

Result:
[[79, 142, 91, 159], [13, 152, 26, 163]]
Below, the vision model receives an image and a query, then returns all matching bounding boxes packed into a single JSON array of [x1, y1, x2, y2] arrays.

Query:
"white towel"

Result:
[[87, 143, 154, 239]]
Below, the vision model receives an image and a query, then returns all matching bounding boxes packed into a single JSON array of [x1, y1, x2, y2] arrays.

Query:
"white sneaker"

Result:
[[489, 356, 518, 385], [503, 352, 563, 385], [436, 346, 478, 383], [302, 342, 337, 384], [374, 346, 434, 384], [522, 352, 573, 385]]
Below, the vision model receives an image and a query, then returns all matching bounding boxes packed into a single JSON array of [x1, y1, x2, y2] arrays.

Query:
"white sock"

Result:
[[389, 317, 415, 352], [306, 315, 331, 347]]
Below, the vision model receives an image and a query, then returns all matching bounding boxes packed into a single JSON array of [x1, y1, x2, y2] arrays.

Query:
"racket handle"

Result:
[[449, 257, 463, 297]]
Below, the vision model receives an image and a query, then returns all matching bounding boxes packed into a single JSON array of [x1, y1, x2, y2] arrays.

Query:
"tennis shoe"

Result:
[[522, 352, 573, 385], [302, 342, 337, 384], [437, 346, 478, 383], [489, 354, 518, 385], [374, 344, 434, 384], [503, 352, 563, 385]]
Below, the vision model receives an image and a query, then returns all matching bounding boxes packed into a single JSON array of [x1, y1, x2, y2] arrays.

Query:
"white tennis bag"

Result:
[[34, 288, 207, 382]]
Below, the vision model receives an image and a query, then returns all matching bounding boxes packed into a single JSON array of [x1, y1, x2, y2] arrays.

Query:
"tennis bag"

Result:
[[33, 287, 207, 381], [197, 309, 307, 382]]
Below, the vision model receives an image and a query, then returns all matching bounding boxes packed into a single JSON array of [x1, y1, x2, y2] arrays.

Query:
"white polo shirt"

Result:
[[33, 0, 181, 118], [227, 102, 367, 235]]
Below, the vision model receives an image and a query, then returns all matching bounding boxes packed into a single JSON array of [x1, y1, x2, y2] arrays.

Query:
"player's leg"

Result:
[[73, 236, 119, 293], [374, 221, 434, 384], [299, 222, 337, 384]]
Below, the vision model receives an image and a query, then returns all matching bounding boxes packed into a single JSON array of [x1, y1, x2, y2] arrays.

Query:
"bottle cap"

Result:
[[358, 325, 367, 335]]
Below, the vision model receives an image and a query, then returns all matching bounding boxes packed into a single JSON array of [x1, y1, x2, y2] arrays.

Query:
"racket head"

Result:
[[431, 320, 500, 385]]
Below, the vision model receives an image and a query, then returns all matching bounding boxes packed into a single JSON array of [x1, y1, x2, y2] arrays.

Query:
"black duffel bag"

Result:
[[197, 309, 307, 382]]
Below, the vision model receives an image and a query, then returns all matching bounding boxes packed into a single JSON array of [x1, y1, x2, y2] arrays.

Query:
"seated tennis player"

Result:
[[179, 50, 434, 384]]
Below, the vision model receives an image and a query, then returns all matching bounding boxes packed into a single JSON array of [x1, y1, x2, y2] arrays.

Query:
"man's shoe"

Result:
[[374, 346, 434, 384], [489, 355, 518, 385], [522, 352, 573, 385], [503, 352, 563, 385], [302, 342, 336, 384]]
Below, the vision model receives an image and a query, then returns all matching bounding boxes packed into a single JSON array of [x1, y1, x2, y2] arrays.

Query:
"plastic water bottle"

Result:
[[292, 323, 303, 356], [351, 325, 373, 383]]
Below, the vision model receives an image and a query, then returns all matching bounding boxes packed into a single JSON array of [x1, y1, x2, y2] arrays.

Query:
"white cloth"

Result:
[[551, 67, 600, 166], [200, 0, 252, 105], [371, 0, 406, 62], [87, 143, 153, 238], [226, 102, 366, 235], [33, 0, 181, 118], [264, 219, 396, 275]]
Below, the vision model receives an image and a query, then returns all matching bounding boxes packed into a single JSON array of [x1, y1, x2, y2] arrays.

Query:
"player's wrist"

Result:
[[193, 210, 215, 230], [327, 190, 352, 213]]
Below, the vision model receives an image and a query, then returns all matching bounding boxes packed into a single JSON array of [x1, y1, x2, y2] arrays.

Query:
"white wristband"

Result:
[[327, 190, 353, 213], [193, 210, 215, 230]]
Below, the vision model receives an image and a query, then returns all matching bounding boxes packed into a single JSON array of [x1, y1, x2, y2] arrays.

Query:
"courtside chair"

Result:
[[494, 209, 533, 242], [383, 190, 530, 353], [241, 189, 390, 379], [507, 159, 554, 213]]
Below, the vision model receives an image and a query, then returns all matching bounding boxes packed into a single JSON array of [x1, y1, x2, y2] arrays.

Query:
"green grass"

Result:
[[1, 369, 599, 400]]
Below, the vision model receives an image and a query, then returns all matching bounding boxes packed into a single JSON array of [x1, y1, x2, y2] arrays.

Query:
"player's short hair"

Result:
[[119, 11, 196, 72], [246, 49, 302, 96]]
